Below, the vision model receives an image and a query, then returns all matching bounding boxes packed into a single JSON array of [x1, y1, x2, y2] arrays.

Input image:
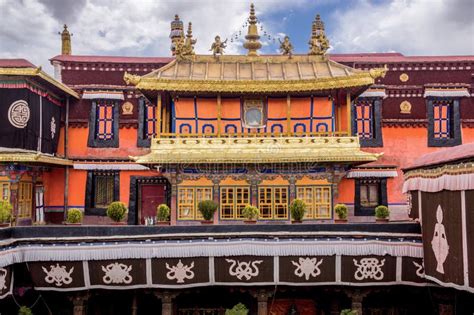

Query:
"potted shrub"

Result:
[[225, 303, 248, 315], [0, 200, 12, 227], [18, 306, 33, 315], [156, 204, 171, 226], [340, 310, 358, 315], [106, 201, 128, 225], [375, 205, 389, 223], [290, 199, 306, 223], [198, 200, 218, 224], [334, 203, 348, 223], [64, 208, 83, 225], [242, 205, 259, 224]]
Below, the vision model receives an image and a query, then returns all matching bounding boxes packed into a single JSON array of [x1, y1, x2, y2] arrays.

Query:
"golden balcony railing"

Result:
[[156, 131, 350, 138], [132, 134, 380, 165]]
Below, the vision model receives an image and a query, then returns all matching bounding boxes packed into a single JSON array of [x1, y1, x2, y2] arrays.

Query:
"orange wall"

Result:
[[42, 168, 65, 206]]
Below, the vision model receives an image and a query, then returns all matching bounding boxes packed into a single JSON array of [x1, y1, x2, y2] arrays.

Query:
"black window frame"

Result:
[[137, 97, 157, 147], [85, 171, 120, 215], [352, 97, 383, 147], [87, 99, 119, 148], [354, 178, 387, 216], [427, 98, 461, 147]]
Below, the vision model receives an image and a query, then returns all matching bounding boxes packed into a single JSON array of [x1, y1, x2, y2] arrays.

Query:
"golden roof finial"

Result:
[[59, 24, 72, 55], [243, 3, 262, 56], [170, 14, 184, 56], [175, 22, 197, 60], [308, 14, 330, 56]]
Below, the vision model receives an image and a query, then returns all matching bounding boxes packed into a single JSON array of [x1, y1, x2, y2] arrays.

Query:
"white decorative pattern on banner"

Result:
[[8, 100, 30, 128], [50, 117, 56, 139], [0, 268, 7, 290], [42, 263, 74, 286], [431, 205, 449, 274], [292, 257, 323, 280], [353, 258, 385, 280], [166, 260, 195, 283], [102, 263, 133, 284], [413, 261, 425, 278], [226, 259, 262, 280]]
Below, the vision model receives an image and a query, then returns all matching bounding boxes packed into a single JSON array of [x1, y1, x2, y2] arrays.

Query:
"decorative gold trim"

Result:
[[130, 72, 378, 93], [0, 67, 79, 98], [0, 153, 73, 166], [399, 73, 409, 82], [404, 162, 474, 179], [132, 136, 380, 164]]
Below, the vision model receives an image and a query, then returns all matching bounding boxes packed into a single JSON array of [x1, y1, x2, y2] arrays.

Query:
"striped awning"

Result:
[[347, 168, 398, 178], [82, 90, 124, 100]]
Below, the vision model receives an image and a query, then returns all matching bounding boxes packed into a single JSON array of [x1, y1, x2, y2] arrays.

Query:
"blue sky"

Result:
[[0, 0, 473, 72]]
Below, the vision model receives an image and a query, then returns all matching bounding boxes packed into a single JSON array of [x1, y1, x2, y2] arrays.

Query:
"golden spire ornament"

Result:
[[308, 14, 330, 55], [243, 3, 262, 56], [59, 24, 72, 55]]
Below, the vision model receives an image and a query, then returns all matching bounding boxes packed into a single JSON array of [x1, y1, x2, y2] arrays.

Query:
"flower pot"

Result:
[[200, 220, 213, 225], [111, 221, 127, 225], [157, 221, 170, 226], [244, 220, 257, 224], [335, 218, 348, 224], [0, 222, 10, 228], [63, 222, 82, 225], [291, 220, 303, 224], [376, 218, 389, 223]]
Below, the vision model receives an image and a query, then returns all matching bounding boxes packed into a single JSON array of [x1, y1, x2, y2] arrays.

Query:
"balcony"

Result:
[[133, 132, 379, 164]]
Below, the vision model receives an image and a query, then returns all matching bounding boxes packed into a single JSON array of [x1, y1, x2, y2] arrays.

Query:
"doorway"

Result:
[[128, 176, 170, 225]]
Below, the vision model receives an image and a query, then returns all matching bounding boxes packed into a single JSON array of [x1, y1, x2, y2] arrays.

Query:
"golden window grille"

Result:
[[94, 175, 114, 208], [18, 182, 32, 219], [258, 186, 288, 220], [297, 186, 332, 219], [177, 187, 212, 220], [220, 186, 250, 220], [0, 182, 10, 202]]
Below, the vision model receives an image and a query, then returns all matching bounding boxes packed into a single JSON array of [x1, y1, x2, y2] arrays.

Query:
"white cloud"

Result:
[[330, 0, 474, 55]]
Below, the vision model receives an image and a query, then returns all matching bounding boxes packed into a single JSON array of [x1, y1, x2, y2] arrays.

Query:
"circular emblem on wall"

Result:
[[399, 73, 409, 82], [400, 100, 412, 114], [51, 117, 56, 139], [122, 101, 133, 115], [8, 100, 30, 128]]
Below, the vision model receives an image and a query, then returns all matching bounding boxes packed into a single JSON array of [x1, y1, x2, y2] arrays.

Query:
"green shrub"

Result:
[[198, 200, 218, 221], [242, 205, 259, 220], [66, 208, 83, 224], [106, 201, 128, 222], [375, 205, 389, 219], [0, 200, 12, 223], [290, 199, 306, 221], [340, 310, 358, 315], [334, 203, 348, 219], [156, 204, 170, 221], [225, 303, 248, 315], [18, 306, 33, 315]]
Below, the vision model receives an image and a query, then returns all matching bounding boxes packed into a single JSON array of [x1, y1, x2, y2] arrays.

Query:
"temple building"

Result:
[[0, 4, 473, 314]]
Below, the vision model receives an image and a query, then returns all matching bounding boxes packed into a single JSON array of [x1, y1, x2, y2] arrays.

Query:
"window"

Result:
[[243, 99, 265, 128], [138, 97, 157, 147], [177, 187, 212, 220], [88, 100, 119, 147], [18, 182, 32, 219], [428, 99, 461, 147], [220, 186, 250, 219], [258, 187, 288, 219], [0, 182, 9, 201], [297, 186, 332, 219], [355, 179, 387, 216], [85, 171, 119, 214], [353, 98, 383, 147]]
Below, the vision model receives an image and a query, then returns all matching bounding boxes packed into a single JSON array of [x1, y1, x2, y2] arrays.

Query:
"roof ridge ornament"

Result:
[[210, 35, 227, 59], [59, 24, 72, 55], [308, 14, 329, 56], [175, 22, 197, 60], [170, 14, 184, 56], [279, 36, 294, 58], [243, 3, 262, 56]]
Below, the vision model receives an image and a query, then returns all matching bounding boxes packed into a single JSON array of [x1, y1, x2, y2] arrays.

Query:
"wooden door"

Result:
[[140, 184, 166, 224]]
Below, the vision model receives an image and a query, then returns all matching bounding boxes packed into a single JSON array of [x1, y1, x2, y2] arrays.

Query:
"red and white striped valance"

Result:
[[403, 173, 474, 193], [347, 169, 398, 178], [82, 90, 124, 100]]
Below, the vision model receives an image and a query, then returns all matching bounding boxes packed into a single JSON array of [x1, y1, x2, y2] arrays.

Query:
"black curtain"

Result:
[[40, 97, 62, 154]]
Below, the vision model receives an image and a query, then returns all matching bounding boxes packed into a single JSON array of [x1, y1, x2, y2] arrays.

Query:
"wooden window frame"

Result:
[[297, 185, 332, 219], [258, 186, 288, 220], [138, 97, 157, 147], [88, 100, 119, 148], [85, 171, 120, 216], [427, 98, 461, 147], [18, 182, 32, 219], [220, 186, 250, 220], [0, 182, 10, 202], [354, 178, 387, 216], [177, 186, 213, 221], [352, 97, 383, 147]]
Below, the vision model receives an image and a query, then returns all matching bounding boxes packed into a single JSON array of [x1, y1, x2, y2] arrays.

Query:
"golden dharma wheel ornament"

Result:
[[400, 100, 412, 114], [399, 73, 409, 82], [122, 101, 134, 115]]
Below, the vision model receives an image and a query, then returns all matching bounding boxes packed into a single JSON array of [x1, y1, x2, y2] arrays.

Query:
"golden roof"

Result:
[[124, 55, 386, 93], [0, 67, 79, 99], [0, 152, 73, 166], [132, 136, 380, 164]]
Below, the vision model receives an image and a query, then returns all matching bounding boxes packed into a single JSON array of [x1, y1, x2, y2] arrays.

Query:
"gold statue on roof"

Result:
[[175, 22, 197, 60], [279, 36, 293, 58], [210, 35, 227, 58], [308, 14, 329, 55], [243, 3, 262, 56]]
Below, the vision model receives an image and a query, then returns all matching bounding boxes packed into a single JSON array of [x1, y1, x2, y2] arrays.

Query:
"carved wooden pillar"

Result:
[[70, 293, 88, 315], [346, 289, 368, 315], [164, 171, 178, 225], [253, 289, 271, 315], [8, 170, 21, 226], [288, 175, 297, 201], [131, 291, 138, 315], [155, 291, 178, 315], [212, 177, 220, 223]]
